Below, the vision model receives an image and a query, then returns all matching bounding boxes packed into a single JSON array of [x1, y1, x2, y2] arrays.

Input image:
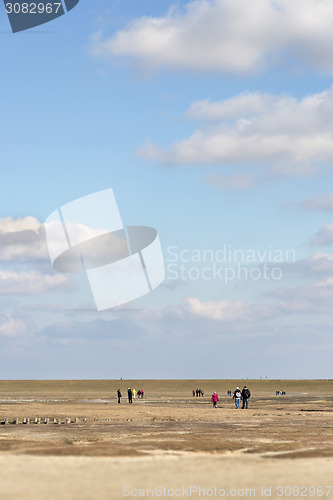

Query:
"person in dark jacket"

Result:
[[241, 386, 250, 409], [117, 389, 122, 404], [127, 388, 133, 404]]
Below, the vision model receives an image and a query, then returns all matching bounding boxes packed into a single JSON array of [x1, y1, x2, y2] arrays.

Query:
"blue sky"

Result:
[[1, 0, 333, 379]]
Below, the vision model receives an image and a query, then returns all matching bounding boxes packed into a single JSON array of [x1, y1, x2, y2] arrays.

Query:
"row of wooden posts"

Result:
[[0, 417, 108, 425]]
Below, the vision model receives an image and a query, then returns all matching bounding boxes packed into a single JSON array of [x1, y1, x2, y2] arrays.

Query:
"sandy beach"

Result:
[[0, 379, 332, 499]]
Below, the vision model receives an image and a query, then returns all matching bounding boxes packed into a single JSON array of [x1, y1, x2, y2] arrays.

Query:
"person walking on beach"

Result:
[[211, 392, 219, 409], [233, 387, 241, 409], [193, 389, 195, 397], [241, 386, 251, 409], [127, 388, 133, 404], [117, 389, 122, 404], [132, 388, 136, 399]]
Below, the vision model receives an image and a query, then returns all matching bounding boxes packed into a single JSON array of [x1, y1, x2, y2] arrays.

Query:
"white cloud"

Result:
[[271, 280, 333, 314], [298, 193, 333, 211], [0, 216, 40, 234], [184, 296, 272, 321], [0, 216, 125, 268], [268, 251, 333, 313], [137, 86, 333, 181], [0, 270, 73, 294], [0, 316, 26, 338], [280, 252, 333, 276], [316, 277, 333, 287], [0, 216, 48, 262], [311, 223, 333, 246], [91, 0, 333, 74], [136, 296, 274, 324], [186, 92, 277, 121]]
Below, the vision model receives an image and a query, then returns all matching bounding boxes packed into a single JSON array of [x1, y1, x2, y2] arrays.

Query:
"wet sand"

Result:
[[0, 379, 332, 499]]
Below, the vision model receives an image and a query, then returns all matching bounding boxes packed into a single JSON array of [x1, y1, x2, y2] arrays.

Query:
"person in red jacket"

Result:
[[211, 392, 219, 408]]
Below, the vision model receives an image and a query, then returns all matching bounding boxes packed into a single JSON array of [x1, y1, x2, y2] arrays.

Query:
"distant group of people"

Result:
[[210, 386, 251, 409], [193, 389, 204, 397], [276, 390, 286, 395], [117, 388, 144, 404]]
